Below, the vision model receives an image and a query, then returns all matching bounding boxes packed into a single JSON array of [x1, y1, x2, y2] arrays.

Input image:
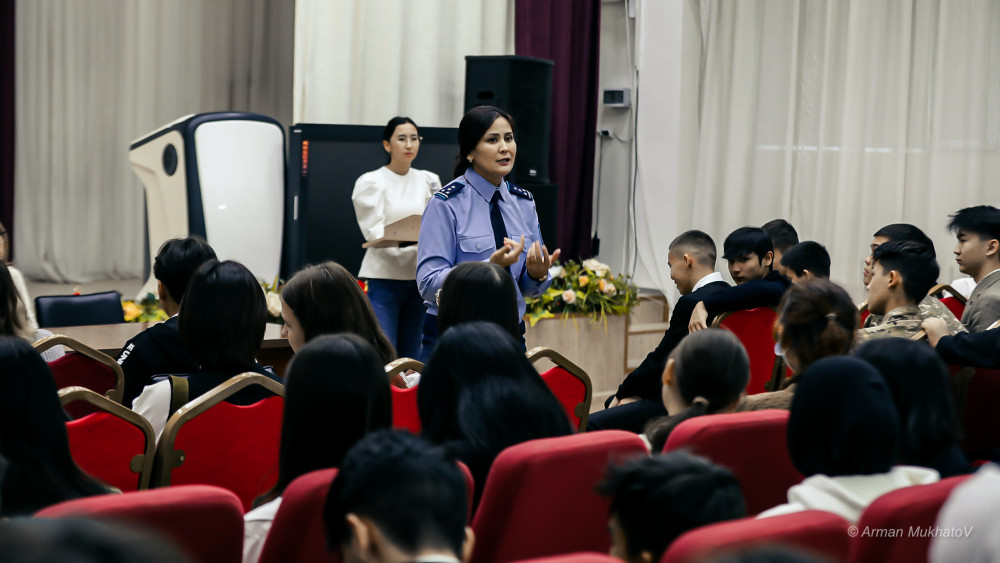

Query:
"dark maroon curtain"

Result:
[[516, 0, 600, 261], [1, 0, 14, 256]]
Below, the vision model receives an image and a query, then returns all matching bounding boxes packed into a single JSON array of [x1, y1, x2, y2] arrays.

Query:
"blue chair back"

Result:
[[35, 291, 125, 328]]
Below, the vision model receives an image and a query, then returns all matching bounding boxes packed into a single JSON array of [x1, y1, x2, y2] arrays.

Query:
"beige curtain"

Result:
[[15, 0, 294, 282], [636, 0, 1000, 301], [294, 0, 515, 127]]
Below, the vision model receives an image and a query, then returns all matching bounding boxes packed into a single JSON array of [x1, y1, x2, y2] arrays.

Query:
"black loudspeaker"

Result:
[[520, 182, 559, 250], [465, 55, 554, 184]]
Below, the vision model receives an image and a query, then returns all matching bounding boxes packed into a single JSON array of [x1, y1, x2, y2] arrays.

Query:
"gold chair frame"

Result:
[[526, 346, 593, 432], [36, 334, 125, 403]]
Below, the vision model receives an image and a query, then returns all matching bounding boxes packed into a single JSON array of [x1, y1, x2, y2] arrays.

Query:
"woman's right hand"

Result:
[[489, 235, 525, 267]]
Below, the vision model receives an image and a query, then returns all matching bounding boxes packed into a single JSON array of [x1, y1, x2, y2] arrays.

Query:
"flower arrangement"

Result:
[[261, 275, 284, 323], [525, 258, 638, 326], [122, 293, 168, 323]]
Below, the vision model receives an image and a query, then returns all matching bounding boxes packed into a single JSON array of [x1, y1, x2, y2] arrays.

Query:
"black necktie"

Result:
[[490, 190, 512, 277]]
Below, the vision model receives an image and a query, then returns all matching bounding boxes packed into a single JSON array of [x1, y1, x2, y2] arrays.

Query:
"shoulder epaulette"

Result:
[[508, 185, 534, 200], [434, 181, 466, 200]]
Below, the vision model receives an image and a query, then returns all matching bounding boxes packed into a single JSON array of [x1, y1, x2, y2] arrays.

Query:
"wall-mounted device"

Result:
[[602, 88, 632, 108]]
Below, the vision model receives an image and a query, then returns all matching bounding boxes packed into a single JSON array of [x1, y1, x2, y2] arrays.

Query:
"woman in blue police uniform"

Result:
[[416, 106, 560, 362]]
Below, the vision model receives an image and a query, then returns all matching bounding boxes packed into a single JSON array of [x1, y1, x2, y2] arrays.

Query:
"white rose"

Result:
[[266, 292, 282, 317], [562, 290, 577, 304], [605, 284, 618, 296], [549, 265, 564, 279], [582, 258, 609, 278]]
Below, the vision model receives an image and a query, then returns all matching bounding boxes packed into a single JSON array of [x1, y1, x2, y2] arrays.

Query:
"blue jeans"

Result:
[[366, 279, 425, 360], [420, 312, 527, 364]]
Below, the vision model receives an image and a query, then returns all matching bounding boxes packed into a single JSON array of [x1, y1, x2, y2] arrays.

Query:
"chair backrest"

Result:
[[858, 301, 871, 328], [663, 410, 803, 515], [949, 365, 1000, 458], [471, 430, 649, 563], [661, 510, 851, 563], [259, 461, 477, 563], [152, 373, 285, 512], [711, 307, 778, 395], [850, 475, 972, 563], [513, 554, 622, 563], [60, 386, 155, 491], [527, 346, 593, 431], [35, 484, 244, 563], [386, 358, 423, 433], [36, 334, 125, 409], [35, 290, 125, 328], [929, 283, 967, 318]]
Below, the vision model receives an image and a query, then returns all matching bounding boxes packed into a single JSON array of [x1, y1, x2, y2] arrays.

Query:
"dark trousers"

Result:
[[366, 279, 424, 360], [585, 398, 668, 434], [420, 312, 526, 364]]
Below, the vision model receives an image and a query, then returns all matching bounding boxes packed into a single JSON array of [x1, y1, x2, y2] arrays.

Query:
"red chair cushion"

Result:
[[850, 475, 972, 563], [259, 468, 340, 563], [391, 385, 421, 433], [514, 554, 622, 563], [939, 296, 966, 320], [661, 510, 851, 562], [539, 366, 585, 429], [471, 430, 648, 563], [36, 485, 244, 563], [49, 353, 117, 417], [717, 308, 778, 395], [169, 396, 283, 512], [663, 410, 803, 515], [66, 412, 147, 491]]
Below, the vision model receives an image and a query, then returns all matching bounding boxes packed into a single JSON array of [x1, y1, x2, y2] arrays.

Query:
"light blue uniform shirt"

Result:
[[417, 168, 552, 318]]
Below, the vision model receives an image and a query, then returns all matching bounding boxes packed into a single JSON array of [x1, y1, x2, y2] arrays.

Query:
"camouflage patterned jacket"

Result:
[[856, 297, 966, 345]]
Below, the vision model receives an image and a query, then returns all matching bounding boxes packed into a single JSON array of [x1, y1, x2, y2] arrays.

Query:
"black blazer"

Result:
[[936, 329, 1000, 369], [615, 280, 731, 401], [700, 269, 791, 318]]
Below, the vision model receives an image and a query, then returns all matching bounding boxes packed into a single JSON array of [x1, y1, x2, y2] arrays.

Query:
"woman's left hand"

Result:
[[525, 241, 560, 281]]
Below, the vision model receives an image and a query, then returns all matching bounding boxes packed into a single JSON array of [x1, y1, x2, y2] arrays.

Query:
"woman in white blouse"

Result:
[[352, 117, 441, 360]]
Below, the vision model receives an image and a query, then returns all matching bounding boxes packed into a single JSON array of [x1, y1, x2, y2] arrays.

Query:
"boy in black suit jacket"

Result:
[[588, 230, 730, 432]]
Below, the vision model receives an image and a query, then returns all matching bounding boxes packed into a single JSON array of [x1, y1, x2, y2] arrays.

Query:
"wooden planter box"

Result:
[[524, 313, 626, 409]]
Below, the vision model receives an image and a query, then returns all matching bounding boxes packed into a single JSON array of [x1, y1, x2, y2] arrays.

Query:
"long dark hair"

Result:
[[0, 262, 29, 339], [437, 262, 519, 339], [0, 337, 109, 515], [281, 262, 396, 364], [179, 260, 267, 372], [418, 322, 570, 502], [854, 339, 963, 469], [646, 329, 749, 451], [256, 334, 392, 506], [453, 105, 515, 179]]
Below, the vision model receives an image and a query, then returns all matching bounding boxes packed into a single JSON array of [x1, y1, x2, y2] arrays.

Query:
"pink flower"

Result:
[[562, 290, 577, 304]]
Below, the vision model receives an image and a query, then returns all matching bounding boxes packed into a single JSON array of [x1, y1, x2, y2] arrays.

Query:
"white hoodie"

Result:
[[758, 465, 940, 523]]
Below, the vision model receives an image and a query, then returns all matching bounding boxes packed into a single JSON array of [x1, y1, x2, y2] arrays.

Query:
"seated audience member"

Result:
[[280, 262, 396, 364], [758, 356, 939, 523], [591, 230, 729, 432], [689, 227, 791, 331], [854, 339, 971, 478], [0, 220, 36, 329], [437, 261, 520, 341], [948, 205, 1000, 332], [736, 279, 856, 412], [598, 452, 746, 563], [762, 219, 799, 278], [418, 321, 571, 505], [324, 431, 473, 563], [862, 223, 958, 326], [243, 334, 393, 563], [133, 260, 281, 441], [779, 241, 830, 284], [0, 518, 192, 563], [644, 329, 749, 452], [0, 337, 110, 516], [857, 241, 965, 344], [116, 237, 216, 407], [0, 262, 62, 362], [930, 463, 1000, 563], [924, 317, 1000, 367]]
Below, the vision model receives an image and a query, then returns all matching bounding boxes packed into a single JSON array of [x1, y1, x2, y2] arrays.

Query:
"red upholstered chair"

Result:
[[35, 485, 244, 563], [662, 410, 803, 515], [35, 335, 124, 416], [956, 367, 1000, 457], [929, 283, 967, 319], [470, 430, 649, 563], [661, 510, 851, 563], [258, 462, 477, 563], [850, 475, 972, 563], [858, 301, 871, 328], [711, 307, 778, 395], [527, 346, 593, 431], [60, 386, 155, 491], [514, 554, 621, 563], [152, 373, 284, 512], [386, 358, 423, 433]]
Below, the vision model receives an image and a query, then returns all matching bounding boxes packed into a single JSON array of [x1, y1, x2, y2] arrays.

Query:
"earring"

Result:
[[467, 156, 473, 163]]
